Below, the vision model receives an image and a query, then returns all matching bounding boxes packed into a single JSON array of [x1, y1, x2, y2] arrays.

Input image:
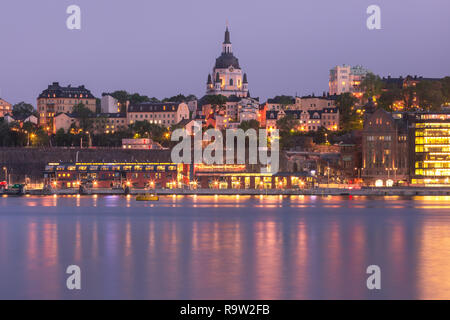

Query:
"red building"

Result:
[[44, 162, 189, 189]]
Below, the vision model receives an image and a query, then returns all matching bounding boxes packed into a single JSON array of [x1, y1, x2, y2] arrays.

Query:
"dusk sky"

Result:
[[0, 0, 449, 105]]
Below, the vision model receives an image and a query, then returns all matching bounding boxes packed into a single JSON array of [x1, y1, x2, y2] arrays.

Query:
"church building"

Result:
[[206, 27, 249, 98]]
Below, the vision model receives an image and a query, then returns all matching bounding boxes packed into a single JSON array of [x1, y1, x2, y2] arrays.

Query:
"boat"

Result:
[[136, 194, 159, 201]]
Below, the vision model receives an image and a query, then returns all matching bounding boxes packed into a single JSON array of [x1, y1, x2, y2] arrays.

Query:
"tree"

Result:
[[204, 95, 227, 107], [162, 94, 197, 103], [271, 95, 295, 106], [55, 128, 70, 146], [442, 77, 450, 102], [416, 80, 444, 111], [12, 102, 36, 119], [128, 93, 151, 105], [109, 90, 129, 104], [312, 126, 330, 144], [238, 119, 260, 131], [129, 121, 166, 143], [72, 103, 94, 131], [336, 93, 360, 131], [276, 114, 297, 134], [361, 73, 383, 102]]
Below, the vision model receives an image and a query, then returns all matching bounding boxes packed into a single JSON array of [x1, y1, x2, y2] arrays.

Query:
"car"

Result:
[[0, 181, 7, 189]]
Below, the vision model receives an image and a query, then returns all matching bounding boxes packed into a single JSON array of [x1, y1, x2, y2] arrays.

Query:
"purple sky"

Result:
[[0, 0, 449, 105]]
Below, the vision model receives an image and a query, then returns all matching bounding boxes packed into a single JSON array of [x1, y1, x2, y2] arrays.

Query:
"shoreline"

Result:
[[10, 187, 450, 197]]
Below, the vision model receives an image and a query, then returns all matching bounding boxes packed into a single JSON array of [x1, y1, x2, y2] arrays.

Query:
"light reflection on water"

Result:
[[1, 195, 450, 299]]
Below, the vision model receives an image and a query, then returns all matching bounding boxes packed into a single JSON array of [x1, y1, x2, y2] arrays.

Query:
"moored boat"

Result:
[[136, 194, 159, 201]]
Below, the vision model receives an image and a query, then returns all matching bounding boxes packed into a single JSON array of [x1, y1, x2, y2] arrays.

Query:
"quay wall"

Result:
[[23, 187, 450, 197]]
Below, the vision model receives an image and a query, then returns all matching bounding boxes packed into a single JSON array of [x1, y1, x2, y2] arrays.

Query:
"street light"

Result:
[[2, 167, 7, 184]]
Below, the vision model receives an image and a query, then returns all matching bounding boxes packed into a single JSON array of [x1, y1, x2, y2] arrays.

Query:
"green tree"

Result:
[[276, 114, 297, 134], [361, 73, 383, 102], [72, 103, 94, 131], [336, 93, 360, 131], [109, 90, 129, 104], [442, 77, 450, 102], [55, 128, 69, 146], [12, 102, 36, 119], [128, 93, 151, 105], [271, 95, 295, 106], [129, 121, 166, 143], [416, 80, 444, 111], [238, 119, 260, 131], [204, 95, 227, 107]]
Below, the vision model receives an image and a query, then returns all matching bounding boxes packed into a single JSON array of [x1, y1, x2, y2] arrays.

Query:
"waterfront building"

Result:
[[206, 27, 249, 98], [187, 99, 198, 114], [44, 162, 189, 189], [192, 164, 315, 189], [264, 96, 296, 111], [91, 113, 128, 134], [339, 142, 362, 182], [53, 113, 77, 133], [329, 65, 370, 96], [122, 138, 164, 150], [101, 94, 120, 113], [127, 102, 189, 127], [266, 108, 339, 132], [362, 108, 409, 186], [15, 114, 39, 126], [2, 113, 16, 124], [296, 95, 337, 110], [408, 112, 450, 186], [42, 162, 316, 190], [238, 97, 260, 123], [37, 82, 96, 128], [53, 112, 128, 134], [0, 98, 12, 118], [181, 119, 204, 135]]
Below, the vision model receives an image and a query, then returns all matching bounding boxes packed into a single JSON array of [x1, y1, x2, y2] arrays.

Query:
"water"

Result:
[[1, 194, 450, 299]]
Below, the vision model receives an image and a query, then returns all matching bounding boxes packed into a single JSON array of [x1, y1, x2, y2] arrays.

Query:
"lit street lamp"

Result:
[[2, 167, 7, 184]]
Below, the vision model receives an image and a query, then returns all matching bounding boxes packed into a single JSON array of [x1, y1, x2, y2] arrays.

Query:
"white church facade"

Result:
[[206, 27, 249, 98]]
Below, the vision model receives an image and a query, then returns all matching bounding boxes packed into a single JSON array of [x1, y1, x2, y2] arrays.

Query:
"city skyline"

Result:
[[0, 0, 449, 105]]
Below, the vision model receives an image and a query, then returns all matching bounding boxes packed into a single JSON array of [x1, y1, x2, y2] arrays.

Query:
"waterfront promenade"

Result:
[[15, 187, 450, 197]]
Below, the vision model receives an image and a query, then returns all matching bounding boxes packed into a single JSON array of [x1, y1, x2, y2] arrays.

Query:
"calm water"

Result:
[[1, 194, 450, 299]]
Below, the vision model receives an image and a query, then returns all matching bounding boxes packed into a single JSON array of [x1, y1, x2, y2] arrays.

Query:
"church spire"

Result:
[[222, 26, 232, 54], [224, 26, 231, 44]]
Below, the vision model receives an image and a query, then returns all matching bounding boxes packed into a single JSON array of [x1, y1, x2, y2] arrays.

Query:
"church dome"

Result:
[[214, 53, 241, 69]]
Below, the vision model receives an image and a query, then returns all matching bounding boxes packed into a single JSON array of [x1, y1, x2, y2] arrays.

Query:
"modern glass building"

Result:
[[409, 112, 450, 186]]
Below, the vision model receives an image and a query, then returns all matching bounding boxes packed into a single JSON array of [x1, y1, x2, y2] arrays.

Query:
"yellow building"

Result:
[[37, 82, 96, 129], [410, 112, 450, 186], [127, 102, 189, 127], [0, 98, 12, 118]]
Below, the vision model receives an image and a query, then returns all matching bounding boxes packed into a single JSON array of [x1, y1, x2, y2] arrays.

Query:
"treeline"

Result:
[[101, 91, 197, 106], [361, 73, 450, 111]]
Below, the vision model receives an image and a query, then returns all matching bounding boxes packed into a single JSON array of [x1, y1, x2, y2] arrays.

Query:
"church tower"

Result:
[[206, 26, 249, 98]]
